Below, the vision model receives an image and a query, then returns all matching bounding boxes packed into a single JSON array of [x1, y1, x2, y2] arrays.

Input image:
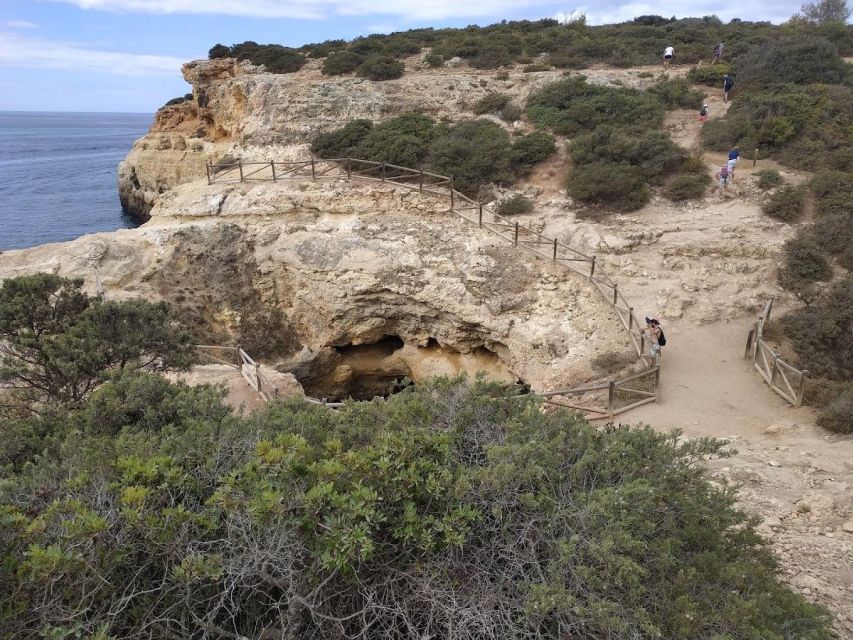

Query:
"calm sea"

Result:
[[0, 111, 152, 251]]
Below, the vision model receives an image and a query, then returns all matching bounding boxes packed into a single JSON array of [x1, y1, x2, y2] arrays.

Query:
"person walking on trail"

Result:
[[723, 73, 734, 102], [663, 45, 675, 68], [699, 103, 709, 125], [645, 317, 664, 363], [716, 164, 730, 193], [727, 146, 740, 180], [713, 42, 724, 63]]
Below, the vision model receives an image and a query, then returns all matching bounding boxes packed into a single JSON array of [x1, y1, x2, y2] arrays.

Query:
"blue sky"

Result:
[[1, 0, 808, 113]]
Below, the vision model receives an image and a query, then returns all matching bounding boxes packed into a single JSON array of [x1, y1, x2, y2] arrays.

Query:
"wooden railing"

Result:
[[744, 298, 808, 406], [205, 156, 660, 418]]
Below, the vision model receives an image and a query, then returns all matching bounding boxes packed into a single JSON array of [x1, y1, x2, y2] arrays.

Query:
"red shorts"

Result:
[[699, 114, 708, 123]]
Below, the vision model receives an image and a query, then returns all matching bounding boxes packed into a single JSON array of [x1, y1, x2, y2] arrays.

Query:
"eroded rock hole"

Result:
[[292, 335, 521, 402]]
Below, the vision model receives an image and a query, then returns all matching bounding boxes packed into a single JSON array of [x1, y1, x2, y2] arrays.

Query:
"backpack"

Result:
[[658, 330, 667, 347], [724, 77, 734, 89], [700, 106, 708, 116]]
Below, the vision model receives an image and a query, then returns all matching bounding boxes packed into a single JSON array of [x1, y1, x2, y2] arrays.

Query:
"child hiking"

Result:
[[716, 164, 730, 193], [699, 103, 709, 125]]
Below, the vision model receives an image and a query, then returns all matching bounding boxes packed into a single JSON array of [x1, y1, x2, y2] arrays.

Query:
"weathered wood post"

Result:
[[514, 222, 519, 246], [753, 147, 758, 168], [238, 159, 244, 182], [589, 255, 597, 279], [745, 325, 756, 358], [419, 169, 424, 193], [796, 370, 808, 407], [311, 158, 316, 179], [766, 296, 773, 323], [770, 354, 780, 388], [206, 163, 211, 185], [346, 157, 351, 180], [654, 365, 661, 402], [270, 161, 277, 182], [612, 283, 618, 306], [608, 380, 616, 418], [640, 333, 645, 358], [449, 177, 455, 210], [235, 344, 242, 367], [381, 162, 386, 182], [628, 307, 634, 332], [553, 238, 557, 261], [752, 320, 761, 363], [255, 363, 262, 394]]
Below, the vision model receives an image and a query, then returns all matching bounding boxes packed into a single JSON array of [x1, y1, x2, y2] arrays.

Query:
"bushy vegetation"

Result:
[[755, 168, 783, 190], [496, 193, 534, 215], [527, 77, 665, 136], [568, 162, 650, 211], [762, 184, 806, 222], [473, 92, 511, 115], [648, 77, 704, 108], [0, 368, 832, 638], [322, 50, 364, 75], [0, 274, 193, 411], [311, 113, 555, 194], [736, 36, 848, 87], [666, 173, 710, 200], [163, 93, 193, 107], [778, 235, 833, 291], [423, 52, 444, 67], [357, 55, 405, 80], [208, 41, 306, 73], [687, 62, 733, 86]]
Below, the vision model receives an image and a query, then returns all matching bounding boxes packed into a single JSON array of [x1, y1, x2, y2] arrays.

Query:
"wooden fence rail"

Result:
[[203, 156, 661, 418], [744, 298, 808, 406]]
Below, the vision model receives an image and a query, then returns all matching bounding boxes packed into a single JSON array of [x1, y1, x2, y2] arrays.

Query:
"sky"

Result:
[[0, 0, 810, 113]]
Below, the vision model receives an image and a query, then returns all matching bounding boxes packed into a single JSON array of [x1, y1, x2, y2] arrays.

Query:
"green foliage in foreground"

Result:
[[0, 274, 193, 410], [208, 41, 306, 73], [0, 376, 832, 639]]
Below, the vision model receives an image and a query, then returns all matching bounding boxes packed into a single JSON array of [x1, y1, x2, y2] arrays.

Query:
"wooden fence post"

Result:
[[640, 333, 645, 358], [752, 322, 760, 363], [553, 238, 557, 261], [478, 203, 483, 228], [654, 366, 661, 402], [628, 307, 634, 332], [589, 255, 596, 279], [381, 162, 386, 182], [514, 222, 519, 246], [235, 344, 242, 367], [745, 325, 755, 358], [346, 158, 351, 180], [238, 159, 243, 182], [449, 177, 454, 210], [753, 147, 758, 168], [419, 169, 424, 193], [270, 161, 277, 182], [607, 380, 616, 418], [770, 355, 779, 387], [206, 163, 211, 185], [796, 370, 808, 407], [311, 158, 316, 179], [612, 283, 618, 306], [766, 296, 773, 323], [255, 364, 262, 394]]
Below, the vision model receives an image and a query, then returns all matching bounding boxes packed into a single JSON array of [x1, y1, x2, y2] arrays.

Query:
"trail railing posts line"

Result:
[[205, 156, 663, 418], [744, 297, 808, 406]]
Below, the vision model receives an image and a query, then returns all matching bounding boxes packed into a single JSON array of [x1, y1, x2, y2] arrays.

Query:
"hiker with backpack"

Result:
[[645, 317, 665, 363], [713, 42, 724, 63], [723, 74, 734, 102], [716, 164, 730, 192]]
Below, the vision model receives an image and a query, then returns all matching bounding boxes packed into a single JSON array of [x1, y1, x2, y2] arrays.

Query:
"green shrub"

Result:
[[354, 112, 436, 166], [811, 212, 853, 258], [495, 70, 510, 80], [737, 36, 847, 86], [311, 119, 374, 158], [755, 168, 783, 190], [648, 78, 704, 108], [213, 41, 306, 73], [302, 39, 347, 58], [496, 194, 534, 215], [163, 93, 193, 107], [473, 92, 511, 115], [570, 126, 685, 183], [428, 119, 514, 193], [510, 131, 556, 172], [500, 103, 523, 122], [545, 51, 590, 69], [818, 386, 853, 433], [423, 52, 444, 67], [778, 235, 833, 291], [567, 161, 650, 211], [783, 277, 853, 379], [638, 71, 654, 78], [357, 55, 405, 80], [527, 77, 665, 136], [523, 63, 551, 72], [687, 62, 733, 86], [809, 169, 853, 199], [666, 173, 710, 200], [762, 185, 806, 222], [322, 50, 364, 75]]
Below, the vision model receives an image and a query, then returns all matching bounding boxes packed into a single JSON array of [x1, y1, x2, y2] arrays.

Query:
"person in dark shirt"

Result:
[[723, 74, 734, 102], [713, 42, 724, 62], [699, 103, 709, 125]]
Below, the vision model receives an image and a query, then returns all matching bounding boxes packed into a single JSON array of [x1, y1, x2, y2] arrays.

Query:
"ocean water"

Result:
[[0, 111, 152, 251]]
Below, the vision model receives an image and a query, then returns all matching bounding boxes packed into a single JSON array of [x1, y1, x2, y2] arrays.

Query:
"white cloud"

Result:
[[0, 32, 189, 76], [50, 0, 557, 20], [5, 20, 39, 28]]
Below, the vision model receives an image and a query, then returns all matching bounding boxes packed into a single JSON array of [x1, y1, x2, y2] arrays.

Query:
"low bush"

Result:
[[428, 119, 514, 193], [762, 185, 806, 222], [210, 41, 306, 73], [473, 92, 511, 115], [163, 93, 193, 107], [570, 126, 685, 183], [648, 78, 704, 108], [782, 277, 853, 379], [545, 51, 590, 69], [357, 55, 405, 80], [523, 63, 551, 72], [352, 112, 436, 166], [687, 62, 733, 86], [778, 235, 833, 291], [495, 70, 510, 80], [666, 173, 710, 200], [755, 168, 783, 190], [567, 161, 650, 211], [736, 36, 847, 87], [510, 131, 556, 172], [527, 77, 665, 137], [301, 39, 347, 58], [591, 350, 637, 375], [310, 119, 374, 158], [423, 52, 444, 67], [322, 50, 364, 75], [500, 103, 523, 122], [496, 194, 534, 215]]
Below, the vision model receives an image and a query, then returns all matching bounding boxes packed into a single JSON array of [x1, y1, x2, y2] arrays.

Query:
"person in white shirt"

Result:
[[663, 46, 674, 68]]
